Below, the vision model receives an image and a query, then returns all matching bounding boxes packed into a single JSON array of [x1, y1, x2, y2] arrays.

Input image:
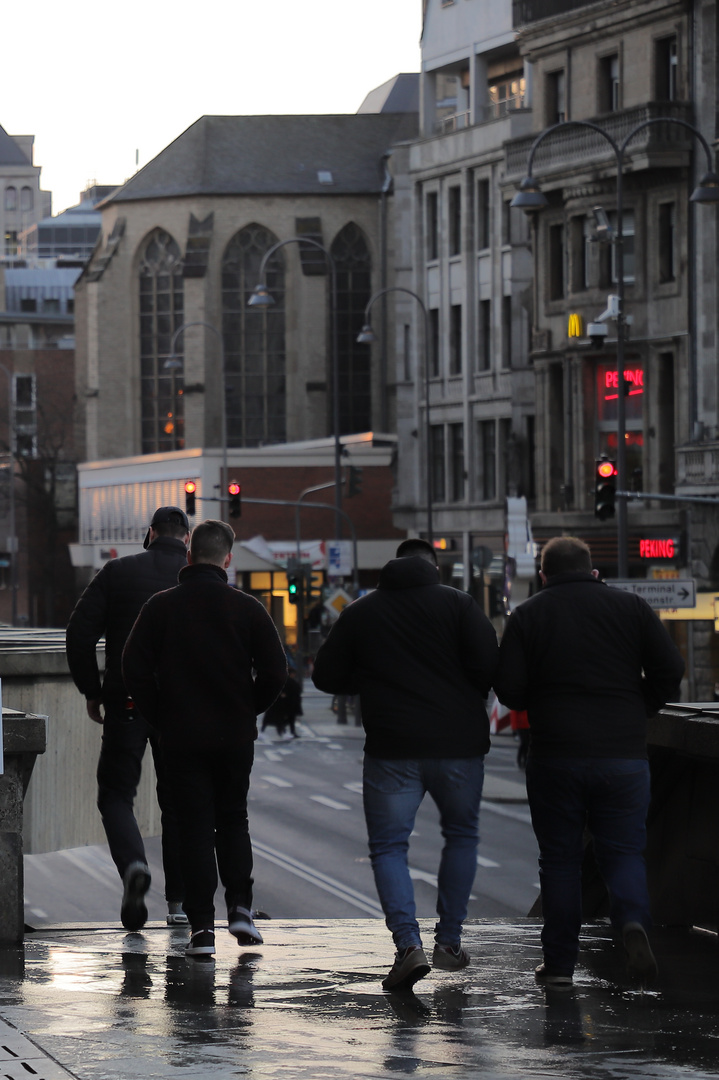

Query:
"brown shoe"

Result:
[[382, 946, 430, 992]]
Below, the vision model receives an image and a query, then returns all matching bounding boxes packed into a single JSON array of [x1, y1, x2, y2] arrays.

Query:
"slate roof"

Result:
[[357, 74, 419, 115], [0, 124, 30, 166], [108, 113, 418, 204]]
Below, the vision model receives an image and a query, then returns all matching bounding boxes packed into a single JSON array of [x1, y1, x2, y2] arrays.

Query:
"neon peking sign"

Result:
[[639, 538, 675, 559]]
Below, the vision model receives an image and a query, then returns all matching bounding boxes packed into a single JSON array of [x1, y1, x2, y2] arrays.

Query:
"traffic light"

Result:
[[184, 480, 197, 517], [347, 465, 363, 497], [228, 481, 241, 518], [287, 573, 300, 604], [594, 457, 617, 520]]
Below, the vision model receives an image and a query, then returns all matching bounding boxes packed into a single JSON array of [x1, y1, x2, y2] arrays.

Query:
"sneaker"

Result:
[[228, 906, 264, 945], [121, 861, 151, 931], [166, 901, 188, 926], [535, 963, 574, 988], [186, 929, 215, 956], [432, 943, 470, 971], [622, 922, 658, 980], [382, 946, 430, 992]]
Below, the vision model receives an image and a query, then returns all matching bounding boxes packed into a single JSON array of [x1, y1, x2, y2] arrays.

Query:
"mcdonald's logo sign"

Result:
[[568, 312, 584, 338]]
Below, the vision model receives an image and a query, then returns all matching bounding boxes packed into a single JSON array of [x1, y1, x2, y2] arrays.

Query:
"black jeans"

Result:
[[96, 708, 184, 901], [162, 742, 255, 932]]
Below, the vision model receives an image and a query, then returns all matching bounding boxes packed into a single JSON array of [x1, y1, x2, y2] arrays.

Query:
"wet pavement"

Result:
[[0, 918, 717, 1079]]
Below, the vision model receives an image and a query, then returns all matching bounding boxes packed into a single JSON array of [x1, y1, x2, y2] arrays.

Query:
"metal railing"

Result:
[[513, 0, 598, 24]]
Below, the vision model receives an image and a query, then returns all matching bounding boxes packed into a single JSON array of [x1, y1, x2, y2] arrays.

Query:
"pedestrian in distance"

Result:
[[66, 506, 191, 931], [122, 519, 288, 959], [312, 538, 499, 993], [261, 668, 303, 739], [494, 536, 685, 988]]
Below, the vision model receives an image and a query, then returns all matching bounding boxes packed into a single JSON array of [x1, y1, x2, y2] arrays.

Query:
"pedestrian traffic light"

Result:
[[594, 457, 617, 520], [287, 573, 300, 604], [184, 480, 197, 517], [347, 465, 363, 497], [228, 481, 241, 517]]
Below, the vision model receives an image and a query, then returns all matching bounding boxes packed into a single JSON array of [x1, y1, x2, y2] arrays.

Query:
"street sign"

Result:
[[605, 578, 696, 609], [324, 587, 353, 621], [327, 540, 353, 577]]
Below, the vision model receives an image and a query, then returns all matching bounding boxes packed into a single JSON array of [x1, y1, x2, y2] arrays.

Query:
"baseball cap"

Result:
[[143, 505, 190, 548]]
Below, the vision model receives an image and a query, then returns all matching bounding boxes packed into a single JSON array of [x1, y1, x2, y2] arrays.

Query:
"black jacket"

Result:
[[65, 537, 189, 709], [493, 571, 685, 759], [312, 556, 499, 759], [122, 563, 287, 751]]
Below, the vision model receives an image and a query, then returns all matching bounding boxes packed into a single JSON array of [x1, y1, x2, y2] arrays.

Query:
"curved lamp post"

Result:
[[166, 320, 228, 521], [511, 117, 719, 577], [0, 362, 17, 625], [248, 237, 342, 540], [357, 286, 434, 546]]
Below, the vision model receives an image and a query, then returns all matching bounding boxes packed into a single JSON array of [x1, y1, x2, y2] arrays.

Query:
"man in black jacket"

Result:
[[494, 536, 685, 987], [66, 506, 190, 931], [123, 519, 287, 959], [312, 539, 498, 992]]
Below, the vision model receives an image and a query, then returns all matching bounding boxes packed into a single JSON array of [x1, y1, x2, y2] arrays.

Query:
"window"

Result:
[[429, 308, 440, 377], [655, 36, 678, 101], [448, 186, 462, 256], [223, 224, 285, 447], [498, 418, 512, 497], [658, 202, 676, 283], [599, 54, 620, 113], [548, 223, 566, 300], [477, 179, 490, 250], [13, 373, 37, 458], [501, 200, 511, 246], [657, 353, 675, 493], [431, 424, 446, 502], [20, 186, 33, 212], [477, 299, 491, 371], [426, 191, 439, 261], [570, 216, 591, 292], [20, 298, 37, 312], [4, 230, 18, 256], [139, 228, 185, 454], [479, 419, 496, 501], [609, 210, 635, 284], [4, 187, 16, 212], [546, 69, 566, 125], [450, 422, 465, 501], [488, 69, 526, 119], [403, 324, 411, 381], [449, 304, 462, 375], [43, 298, 60, 313], [502, 296, 512, 368], [331, 223, 373, 434]]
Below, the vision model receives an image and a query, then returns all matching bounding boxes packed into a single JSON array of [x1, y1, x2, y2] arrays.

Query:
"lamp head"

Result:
[[163, 355, 183, 370], [510, 175, 549, 213], [690, 170, 719, 203], [248, 283, 275, 307], [356, 323, 376, 344]]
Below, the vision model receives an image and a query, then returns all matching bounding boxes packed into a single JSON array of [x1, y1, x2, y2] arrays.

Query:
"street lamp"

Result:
[[166, 321, 228, 522], [357, 287, 434, 546], [0, 363, 17, 625], [248, 237, 342, 540], [512, 116, 719, 577]]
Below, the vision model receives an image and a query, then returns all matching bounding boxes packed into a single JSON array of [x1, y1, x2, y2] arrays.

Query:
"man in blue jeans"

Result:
[[312, 539, 498, 992], [494, 536, 684, 987]]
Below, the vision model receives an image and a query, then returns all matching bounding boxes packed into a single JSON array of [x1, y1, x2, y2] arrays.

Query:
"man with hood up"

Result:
[[312, 539, 498, 992]]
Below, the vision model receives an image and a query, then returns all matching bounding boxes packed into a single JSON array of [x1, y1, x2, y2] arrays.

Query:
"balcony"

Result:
[[505, 102, 694, 182], [676, 442, 719, 495], [513, 0, 602, 23]]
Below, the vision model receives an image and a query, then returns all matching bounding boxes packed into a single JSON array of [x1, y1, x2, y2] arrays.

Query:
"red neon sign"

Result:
[[639, 538, 675, 559], [604, 368, 644, 400]]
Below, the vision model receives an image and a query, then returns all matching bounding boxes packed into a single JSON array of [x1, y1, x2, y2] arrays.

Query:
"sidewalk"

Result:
[[0, 918, 716, 1079]]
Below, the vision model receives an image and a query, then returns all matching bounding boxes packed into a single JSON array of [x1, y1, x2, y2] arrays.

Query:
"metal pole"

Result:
[[615, 161, 628, 578], [0, 364, 17, 626]]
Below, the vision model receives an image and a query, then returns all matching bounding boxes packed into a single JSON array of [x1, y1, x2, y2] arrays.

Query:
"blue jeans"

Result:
[[362, 755, 485, 951], [526, 756, 652, 974]]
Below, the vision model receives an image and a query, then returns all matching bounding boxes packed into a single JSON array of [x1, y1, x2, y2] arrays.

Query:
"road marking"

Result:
[[309, 795, 351, 811], [252, 839, 383, 917], [326, 743, 343, 750], [261, 776, 293, 788], [481, 801, 532, 825], [477, 854, 500, 868], [343, 782, 364, 795], [263, 750, 282, 762], [277, 748, 294, 755]]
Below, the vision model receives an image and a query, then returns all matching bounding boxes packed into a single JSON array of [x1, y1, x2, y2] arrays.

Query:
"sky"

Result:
[[3, 0, 422, 216]]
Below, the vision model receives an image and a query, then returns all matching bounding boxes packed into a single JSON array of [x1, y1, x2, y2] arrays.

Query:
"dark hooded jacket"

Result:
[[65, 536, 189, 712], [493, 571, 685, 759], [312, 556, 499, 759]]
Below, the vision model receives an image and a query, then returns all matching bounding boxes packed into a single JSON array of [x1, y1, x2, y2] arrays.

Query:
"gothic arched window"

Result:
[[139, 229, 184, 453], [331, 223, 372, 434], [222, 224, 286, 446]]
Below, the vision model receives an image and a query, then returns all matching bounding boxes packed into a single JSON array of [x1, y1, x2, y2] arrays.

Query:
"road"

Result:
[[24, 693, 539, 927]]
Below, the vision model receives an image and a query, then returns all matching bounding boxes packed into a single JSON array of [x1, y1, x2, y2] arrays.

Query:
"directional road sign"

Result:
[[605, 578, 696, 609]]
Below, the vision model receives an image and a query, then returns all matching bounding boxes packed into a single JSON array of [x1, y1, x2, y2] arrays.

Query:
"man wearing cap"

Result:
[[66, 506, 190, 931]]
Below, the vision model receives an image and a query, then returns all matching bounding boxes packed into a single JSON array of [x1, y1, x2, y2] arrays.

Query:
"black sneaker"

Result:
[[228, 906, 264, 945], [432, 943, 470, 970], [535, 963, 574, 988], [121, 861, 151, 931], [382, 946, 430, 992], [622, 922, 658, 980], [186, 929, 215, 957]]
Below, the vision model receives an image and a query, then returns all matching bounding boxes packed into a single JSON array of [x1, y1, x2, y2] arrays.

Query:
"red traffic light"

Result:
[[597, 461, 616, 478], [228, 482, 241, 496], [184, 479, 197, 516], [184, 480, 197, 494], [228, 481, 242, 518]]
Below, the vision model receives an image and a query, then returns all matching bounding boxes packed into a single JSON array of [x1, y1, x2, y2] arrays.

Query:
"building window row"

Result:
[[429, 417, 516, 505]]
